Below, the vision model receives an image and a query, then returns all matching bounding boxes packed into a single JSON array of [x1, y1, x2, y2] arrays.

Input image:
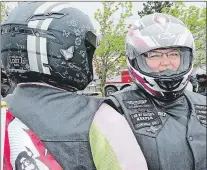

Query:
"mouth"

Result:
[[159, 67, 175, 72]]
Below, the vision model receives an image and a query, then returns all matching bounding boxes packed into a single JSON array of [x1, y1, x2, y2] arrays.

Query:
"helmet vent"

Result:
[[28, 12, 66, 21]]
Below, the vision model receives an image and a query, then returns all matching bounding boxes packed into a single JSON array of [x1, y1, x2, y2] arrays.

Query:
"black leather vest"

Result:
[[107, 87, 206, 170], [4, 84, 104, 170]]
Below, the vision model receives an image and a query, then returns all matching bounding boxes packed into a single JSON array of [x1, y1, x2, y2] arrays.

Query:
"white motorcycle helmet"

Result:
[[126, 13, 195, 101]]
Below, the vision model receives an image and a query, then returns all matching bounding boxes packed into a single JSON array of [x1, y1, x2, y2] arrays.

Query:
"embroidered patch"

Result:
[[158, 111, 166, 117], [130, 111, 162, 130], [146, 126, 160, 134], [123, 100, 153, 109], [194, 104, 206, 126]]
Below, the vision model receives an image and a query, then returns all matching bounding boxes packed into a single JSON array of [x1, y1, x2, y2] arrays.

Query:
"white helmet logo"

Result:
[[158, 32, 176, 39], [153, 13, 171, 32]]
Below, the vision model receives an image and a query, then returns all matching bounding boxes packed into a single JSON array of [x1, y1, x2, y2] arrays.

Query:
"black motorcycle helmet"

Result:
[[196, 73, 207, 85], [1, 66, 10, 97], [1, 2, 98, 91]]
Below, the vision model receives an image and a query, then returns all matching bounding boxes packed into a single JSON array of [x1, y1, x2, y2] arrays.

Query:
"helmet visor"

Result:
[[134, 47, 192, 79]]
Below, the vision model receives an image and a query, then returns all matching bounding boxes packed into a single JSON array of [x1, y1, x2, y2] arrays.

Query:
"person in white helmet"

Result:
[[107, 13, 206, 170]]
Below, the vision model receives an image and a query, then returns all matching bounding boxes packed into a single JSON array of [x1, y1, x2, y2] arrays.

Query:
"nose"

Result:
[[160, 54, 170, 66]]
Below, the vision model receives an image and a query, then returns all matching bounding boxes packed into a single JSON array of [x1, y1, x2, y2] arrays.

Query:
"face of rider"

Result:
[[145, 48, 181, 72]]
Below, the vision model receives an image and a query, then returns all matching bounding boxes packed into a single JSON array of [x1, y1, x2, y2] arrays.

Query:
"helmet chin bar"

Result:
[[154, 69, 183, 91], [149, 68, 184, 91], [160, 91, 183, 101], [128, 59, 191, 101], [150, 68, 186, 79], [154, 78, 182, 91]]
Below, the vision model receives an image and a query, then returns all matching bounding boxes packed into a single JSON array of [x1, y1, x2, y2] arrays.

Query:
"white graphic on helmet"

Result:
[[75, 37, 82, 46], [76, 73, 80, 77], [60, 46, 74, 61], [157, 32, 176, 40], [20, 39, 27, 44], [5, 43, 12, 49], [62, 30, 70, 38], [79, 50, 86, 58], [69, 20, 78, 27], [63, 70, 68, 77], [53, 59, 82, 72], [153, 13, 171, 32], [16, 43, 25, 53], [74, 28, 82, 37]]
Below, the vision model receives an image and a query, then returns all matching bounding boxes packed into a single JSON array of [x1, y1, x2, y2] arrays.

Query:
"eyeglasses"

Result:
[[146, 49, 180, 61]]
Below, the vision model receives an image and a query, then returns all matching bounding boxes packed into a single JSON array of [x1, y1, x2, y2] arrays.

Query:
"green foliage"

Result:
[[94, 2, 132, 96], [117, 55, 127, 69], [1, 2, 9, 22], [162, 2, 206, 67], [138, 1, 173, 17]]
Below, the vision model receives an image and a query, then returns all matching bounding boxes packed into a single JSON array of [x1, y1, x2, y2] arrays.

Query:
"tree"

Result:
[[138, 1, 173, 17], [94, 2, 132, 96], [1, 2, 9, 22], [162, 2, 206, 67]]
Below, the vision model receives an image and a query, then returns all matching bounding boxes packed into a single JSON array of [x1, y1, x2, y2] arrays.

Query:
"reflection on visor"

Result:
[[146, 49, 180, 61], [135, 47, 192, 78]]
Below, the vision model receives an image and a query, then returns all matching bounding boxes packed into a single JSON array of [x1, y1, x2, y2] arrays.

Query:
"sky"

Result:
[[5, 1, 205, 34]]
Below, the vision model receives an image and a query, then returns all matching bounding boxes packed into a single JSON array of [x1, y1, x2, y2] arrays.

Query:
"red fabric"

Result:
[[3, 110, 14, 170], [24, 129, 63, 170], [3, 109, 63, 170]]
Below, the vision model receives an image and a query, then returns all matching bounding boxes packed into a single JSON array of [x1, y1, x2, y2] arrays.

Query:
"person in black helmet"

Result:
[[107, 13, 206, 170], [196, 71, 207, 96], [1, 64, 16, 97], [1, 67, 11, 97], [1, 2, 147, 170], [190, 74, 198, 92]]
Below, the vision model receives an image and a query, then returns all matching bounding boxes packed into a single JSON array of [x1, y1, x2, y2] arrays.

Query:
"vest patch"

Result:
[[194, 105, 206, 126], [123, 100, 152, 109], [130, 111, 162, 130], [195, 105, 207, 126], [123, 100, 162, 130]]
